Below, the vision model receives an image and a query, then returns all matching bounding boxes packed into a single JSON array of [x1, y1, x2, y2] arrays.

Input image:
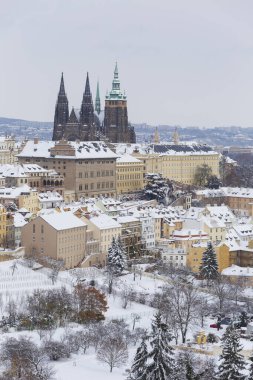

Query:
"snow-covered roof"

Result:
[[0, 164, 49, 178], [0, 185, 36, 198], [116, 154, 142, 163], [40, 212, 87, 231], [38, 191, 63, 203], [0, 164, 27, 178], [222, 265, 253, 277], [14, 213, 27, 228], [17, 140, 118, 159], [114, 215, 139, 224], [233, 224, 253, 237], [201, 215, 226, 229], [88, 213, 122, 230], [115, 143, 219, 157], [172, 229, 208, 240], [196, 187, 253, 199]]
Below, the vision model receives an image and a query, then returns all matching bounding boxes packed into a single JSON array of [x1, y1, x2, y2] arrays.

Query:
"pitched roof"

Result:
[[40, 212, 86, 231]]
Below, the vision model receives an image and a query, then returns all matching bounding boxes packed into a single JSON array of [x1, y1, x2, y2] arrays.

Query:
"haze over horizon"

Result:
[[1, 0, 253, 128]]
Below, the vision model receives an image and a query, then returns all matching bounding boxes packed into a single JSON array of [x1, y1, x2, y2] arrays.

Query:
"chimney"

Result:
[[34, 137, 39, 144]]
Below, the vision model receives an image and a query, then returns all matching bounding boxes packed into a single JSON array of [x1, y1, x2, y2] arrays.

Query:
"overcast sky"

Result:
[[1, 0, 253, 127]]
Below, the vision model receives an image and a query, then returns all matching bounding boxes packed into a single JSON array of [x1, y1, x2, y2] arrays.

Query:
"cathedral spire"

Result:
[[59, 72, 66, 96], [84, 72, 91, 95], [52, 73, 69, 141], [95, 81, 101, 115], [80, 72, 94, 125]]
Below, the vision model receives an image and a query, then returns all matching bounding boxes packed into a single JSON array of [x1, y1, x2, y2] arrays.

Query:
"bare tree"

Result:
[[162, 283, 200, 343], [212, 276, 233, 313], [97, 335, 128, 372], [0, 336, 54, 380], [41, 256, 64, 284], [196, 297, 212, 328], [131, 313, 141, 331], [120, 284, 133, 309]]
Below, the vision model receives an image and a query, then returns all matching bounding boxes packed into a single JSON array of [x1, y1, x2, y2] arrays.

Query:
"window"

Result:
[[79, 185, 82, 191], [41, 225, 44, 234], [33, 224, 35, 233]]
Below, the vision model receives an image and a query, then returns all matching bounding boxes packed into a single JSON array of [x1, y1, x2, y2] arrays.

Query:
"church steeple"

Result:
[[53, 73, 69, 141], [59, 72, 66, 96], [80, 72, 94, 125], [95, 81, 101, 115]]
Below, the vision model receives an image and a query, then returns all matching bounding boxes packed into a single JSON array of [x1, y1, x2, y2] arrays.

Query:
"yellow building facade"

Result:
[[131, 149, 219, 185], [0, 204, 7, 247], [116, 154, 144, 194], [187, 243, 230, 273]]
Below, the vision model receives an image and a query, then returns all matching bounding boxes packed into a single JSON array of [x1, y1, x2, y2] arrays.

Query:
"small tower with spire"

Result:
[[154, 127, 160, 144], [172, 127, 180, 145], [53, 73, 69, 141], [95, 81, 101, 115]]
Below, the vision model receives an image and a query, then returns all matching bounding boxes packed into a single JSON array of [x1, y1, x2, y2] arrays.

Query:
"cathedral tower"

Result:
[[52, 73, 69, 141], [104, 63, 136, 143]]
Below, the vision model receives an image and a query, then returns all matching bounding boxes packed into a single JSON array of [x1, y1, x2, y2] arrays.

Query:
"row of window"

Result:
[[79, 182, 114, 191], [78, 170, 114, 178]]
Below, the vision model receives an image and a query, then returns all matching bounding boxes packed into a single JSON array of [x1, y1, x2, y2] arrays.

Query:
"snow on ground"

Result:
[[0, 259, 252, 379]]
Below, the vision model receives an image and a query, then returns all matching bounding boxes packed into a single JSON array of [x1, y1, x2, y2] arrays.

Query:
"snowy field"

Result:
[[0, 259, 252, 379]]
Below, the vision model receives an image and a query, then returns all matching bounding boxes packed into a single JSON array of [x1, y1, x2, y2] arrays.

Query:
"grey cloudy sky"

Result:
[[1, 0, 253, 127]]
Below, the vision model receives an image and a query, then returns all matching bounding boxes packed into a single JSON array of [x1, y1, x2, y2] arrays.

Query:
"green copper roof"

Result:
[[95, 81, 101, 114], [106, 62, 127, 101]]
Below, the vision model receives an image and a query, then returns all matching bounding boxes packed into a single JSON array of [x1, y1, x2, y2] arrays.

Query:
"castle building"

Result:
[[52, 64, 136, 144]]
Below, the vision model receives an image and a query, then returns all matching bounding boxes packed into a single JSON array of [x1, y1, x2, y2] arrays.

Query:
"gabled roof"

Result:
[[40, 212, 86, 231]]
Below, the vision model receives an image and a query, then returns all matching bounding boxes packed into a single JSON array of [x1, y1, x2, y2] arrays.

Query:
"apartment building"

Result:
[[21, 212, 87, 269], [0, 185, 39, 213]]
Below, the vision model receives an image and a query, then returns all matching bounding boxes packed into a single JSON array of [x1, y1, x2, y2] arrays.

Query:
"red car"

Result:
[[210, 323, 223, 329]]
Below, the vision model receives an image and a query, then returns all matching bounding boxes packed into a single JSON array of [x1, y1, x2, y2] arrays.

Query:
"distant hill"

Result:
[[0, 117, 53, 140], [1, 116, 253, 147]]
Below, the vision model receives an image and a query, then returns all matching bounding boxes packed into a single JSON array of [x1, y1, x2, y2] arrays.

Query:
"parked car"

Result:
[[220, 317, 232, 325], [210, 323, 223, 329]]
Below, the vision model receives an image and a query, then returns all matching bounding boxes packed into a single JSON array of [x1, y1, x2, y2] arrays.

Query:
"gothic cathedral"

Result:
[[52, 64, 136, 144]]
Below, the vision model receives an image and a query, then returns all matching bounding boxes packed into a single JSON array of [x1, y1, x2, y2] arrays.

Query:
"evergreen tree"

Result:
[[146, 313, 175, 380], [107, 237, 126, 294], [174, 351, 200, 380], [239, 311, 249, 328], [129, 337, 148, 380], [199, 242, 218, 281], [217, 326, 246, 380], [107, 236, 126, 275], [248, 354, 253, 380]]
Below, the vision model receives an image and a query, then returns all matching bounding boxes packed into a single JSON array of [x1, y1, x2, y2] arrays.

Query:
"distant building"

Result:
[[0, 136, 18, 165]]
